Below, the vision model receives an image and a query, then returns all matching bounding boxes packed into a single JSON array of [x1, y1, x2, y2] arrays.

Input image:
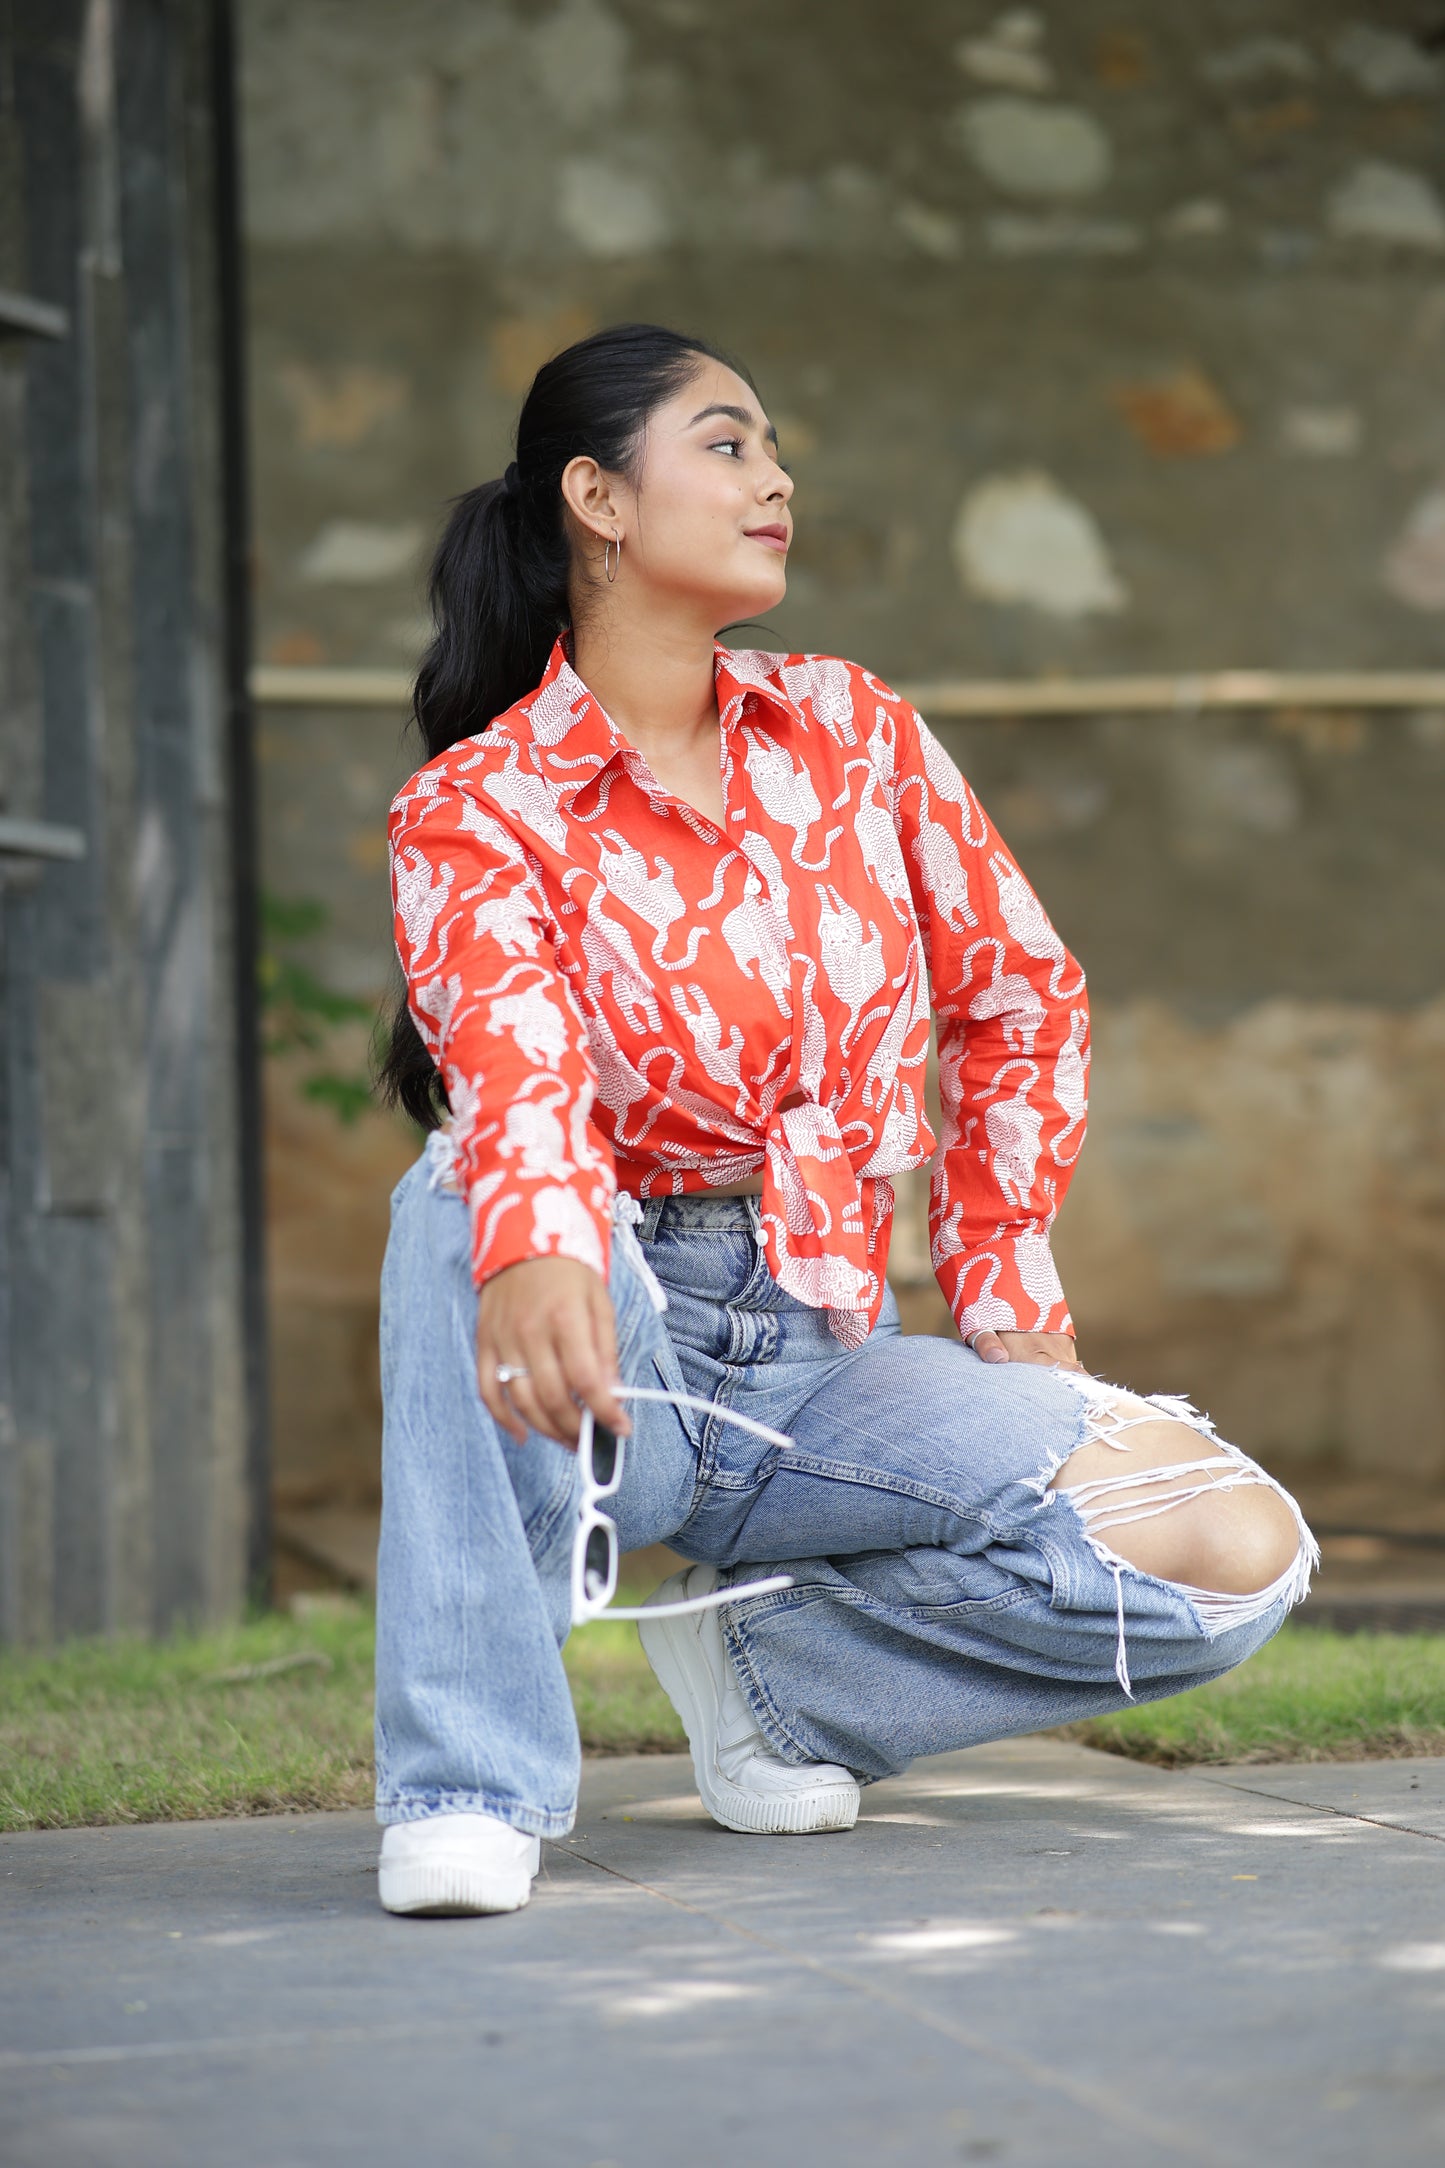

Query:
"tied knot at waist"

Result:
[[433, 1102, 899, 1349], [760, 1097, 891, 1348]]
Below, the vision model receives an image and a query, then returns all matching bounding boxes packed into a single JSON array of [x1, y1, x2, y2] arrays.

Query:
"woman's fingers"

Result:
[[1011, 1331, 1083, 1369], [968, 1330, 1084, 1369], [474, 1255, 628, 1449], [524, 1275, 624, 1445], [968, 1330, 1010, 1365], [985, 1331, 1084, 1369], [514, 1332, 583, 1446], [577, 1274, 630, 1436], [477, 1332, 580, 1448], [538, 1287, 628, 1444], [476, 1334, 529, 1443]]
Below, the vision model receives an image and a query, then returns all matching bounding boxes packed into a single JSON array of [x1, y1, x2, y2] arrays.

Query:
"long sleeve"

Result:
[[883, 696, 1090, 1339], [388, 770, 617, 1289]]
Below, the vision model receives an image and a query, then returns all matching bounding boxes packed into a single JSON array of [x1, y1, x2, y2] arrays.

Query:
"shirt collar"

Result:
[[496, 635, 802, 800], [713, 644, 803, 736]]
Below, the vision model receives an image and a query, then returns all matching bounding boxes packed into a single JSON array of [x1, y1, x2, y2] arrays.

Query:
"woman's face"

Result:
[[586, 360, 794, 629]]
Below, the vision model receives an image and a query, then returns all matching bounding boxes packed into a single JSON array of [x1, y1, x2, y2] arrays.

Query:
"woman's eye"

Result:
[[709, 436, 744, 457]]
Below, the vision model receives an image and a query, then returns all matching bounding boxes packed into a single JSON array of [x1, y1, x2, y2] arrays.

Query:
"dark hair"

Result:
[[377, 321, 748, 1128]]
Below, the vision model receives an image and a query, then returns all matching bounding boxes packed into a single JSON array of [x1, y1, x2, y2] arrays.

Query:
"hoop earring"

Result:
[[604, 531, 622, 583]]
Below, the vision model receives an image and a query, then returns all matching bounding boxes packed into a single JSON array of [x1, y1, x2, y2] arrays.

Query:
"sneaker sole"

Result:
[[639, 1580, 859, 1836], [379, 1862, 533, 1917]]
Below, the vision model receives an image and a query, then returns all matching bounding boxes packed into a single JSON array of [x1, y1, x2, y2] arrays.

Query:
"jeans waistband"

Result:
[[635, 1192, 763, 1241]]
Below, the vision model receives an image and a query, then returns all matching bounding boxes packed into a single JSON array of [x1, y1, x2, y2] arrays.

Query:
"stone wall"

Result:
[[238, 0, 1445, 1501]]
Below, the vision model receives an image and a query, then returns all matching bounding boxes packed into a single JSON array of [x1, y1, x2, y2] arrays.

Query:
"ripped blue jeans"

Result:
[[374, 1163, 1315, 1836]]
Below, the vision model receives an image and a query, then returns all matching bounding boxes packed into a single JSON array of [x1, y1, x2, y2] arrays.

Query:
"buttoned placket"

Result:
[[565, 686, 802, 1138], [719, 689, 798, 1103], [726, 699, 856, 1222]]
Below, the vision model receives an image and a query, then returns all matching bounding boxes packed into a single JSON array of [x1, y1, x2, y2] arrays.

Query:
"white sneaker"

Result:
[[639, 1565, 860, 1835], [378, 1812, 541, 1917]]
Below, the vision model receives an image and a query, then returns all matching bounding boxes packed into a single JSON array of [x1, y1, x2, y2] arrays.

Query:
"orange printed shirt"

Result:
[[388, 637, 1089, 1347]]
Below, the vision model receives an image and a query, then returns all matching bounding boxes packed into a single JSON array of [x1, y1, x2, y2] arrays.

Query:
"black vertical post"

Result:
[[0, 0, 257, 1642]]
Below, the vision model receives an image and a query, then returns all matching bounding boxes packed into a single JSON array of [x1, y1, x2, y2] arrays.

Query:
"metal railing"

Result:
[[0, 817, 86, 861]]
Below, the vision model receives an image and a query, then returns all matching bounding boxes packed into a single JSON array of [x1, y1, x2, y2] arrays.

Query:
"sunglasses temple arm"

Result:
[[590, 1572, 793, 1622], [613, 1384, 795, 1453]]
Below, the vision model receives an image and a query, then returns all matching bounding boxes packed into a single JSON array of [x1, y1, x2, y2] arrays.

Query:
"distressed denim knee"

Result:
[[685, 1295, 1316, 1777], [1034, 1370, 1318, 1697]]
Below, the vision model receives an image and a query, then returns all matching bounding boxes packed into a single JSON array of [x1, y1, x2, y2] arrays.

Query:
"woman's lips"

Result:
[[744, 525, 789, 552]]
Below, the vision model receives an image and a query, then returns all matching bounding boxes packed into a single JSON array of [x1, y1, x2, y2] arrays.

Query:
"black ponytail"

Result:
[[378, 321, 751, 1128]]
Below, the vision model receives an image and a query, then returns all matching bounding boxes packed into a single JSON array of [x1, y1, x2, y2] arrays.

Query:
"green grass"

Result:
[[562, 1615, 686, 1754], [0, 1600, 681, 1832], [1069, 1626, 1445, 1766], [2, 1612, 1441, 1832], [0, 1604, 379, 1831]]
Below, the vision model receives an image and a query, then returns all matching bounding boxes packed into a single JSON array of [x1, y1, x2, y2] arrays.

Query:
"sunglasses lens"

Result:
[[583, 1522, 616, 1603], [589, 1423, 621, 1489]]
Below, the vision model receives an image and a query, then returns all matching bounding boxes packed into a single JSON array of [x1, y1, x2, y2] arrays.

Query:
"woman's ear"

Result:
[[560, 454, 622, 540]]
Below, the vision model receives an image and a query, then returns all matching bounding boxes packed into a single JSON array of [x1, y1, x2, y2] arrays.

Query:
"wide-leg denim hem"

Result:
[[722, 1600, 846, 1769], [375, 1789, 576, 1840], [723, 1577, 1294, 1782]]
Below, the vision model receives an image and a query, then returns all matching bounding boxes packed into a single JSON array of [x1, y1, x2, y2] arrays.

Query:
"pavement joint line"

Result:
[[1191, 1773, 1445, 1844], [554, 1838, 1231, 2168]]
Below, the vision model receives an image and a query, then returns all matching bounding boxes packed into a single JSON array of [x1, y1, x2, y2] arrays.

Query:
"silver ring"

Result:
[[494, 1363, 529, 1386]]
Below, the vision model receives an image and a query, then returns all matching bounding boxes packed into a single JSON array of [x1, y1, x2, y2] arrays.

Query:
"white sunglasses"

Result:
[[570, 1385, 795, 1626]]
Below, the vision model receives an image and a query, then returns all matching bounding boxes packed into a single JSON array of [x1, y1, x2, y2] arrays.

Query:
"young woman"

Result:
[[374, 323, 1314, 1918]]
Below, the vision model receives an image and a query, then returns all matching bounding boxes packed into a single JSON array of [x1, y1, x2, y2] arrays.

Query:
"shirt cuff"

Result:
[[936, 1231, 1075, 1340], [464, 1171, 615, 1292]]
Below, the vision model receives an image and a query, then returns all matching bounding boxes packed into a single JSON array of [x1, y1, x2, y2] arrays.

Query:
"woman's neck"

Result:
[[569, 611, 720, 765]]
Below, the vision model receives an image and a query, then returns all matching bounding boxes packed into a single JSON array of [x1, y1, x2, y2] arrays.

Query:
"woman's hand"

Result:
[[968, 1329, 1083, 1370], [476, 1256, 632, 1449]]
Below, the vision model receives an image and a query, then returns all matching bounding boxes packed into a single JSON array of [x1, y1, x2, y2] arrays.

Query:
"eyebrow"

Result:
[[689, 401, 779, 449]]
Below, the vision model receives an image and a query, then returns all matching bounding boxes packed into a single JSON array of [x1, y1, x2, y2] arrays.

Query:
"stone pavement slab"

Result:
[[1189, 1753, 1445, 1840], [3, 1740, 1444, 2168]]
